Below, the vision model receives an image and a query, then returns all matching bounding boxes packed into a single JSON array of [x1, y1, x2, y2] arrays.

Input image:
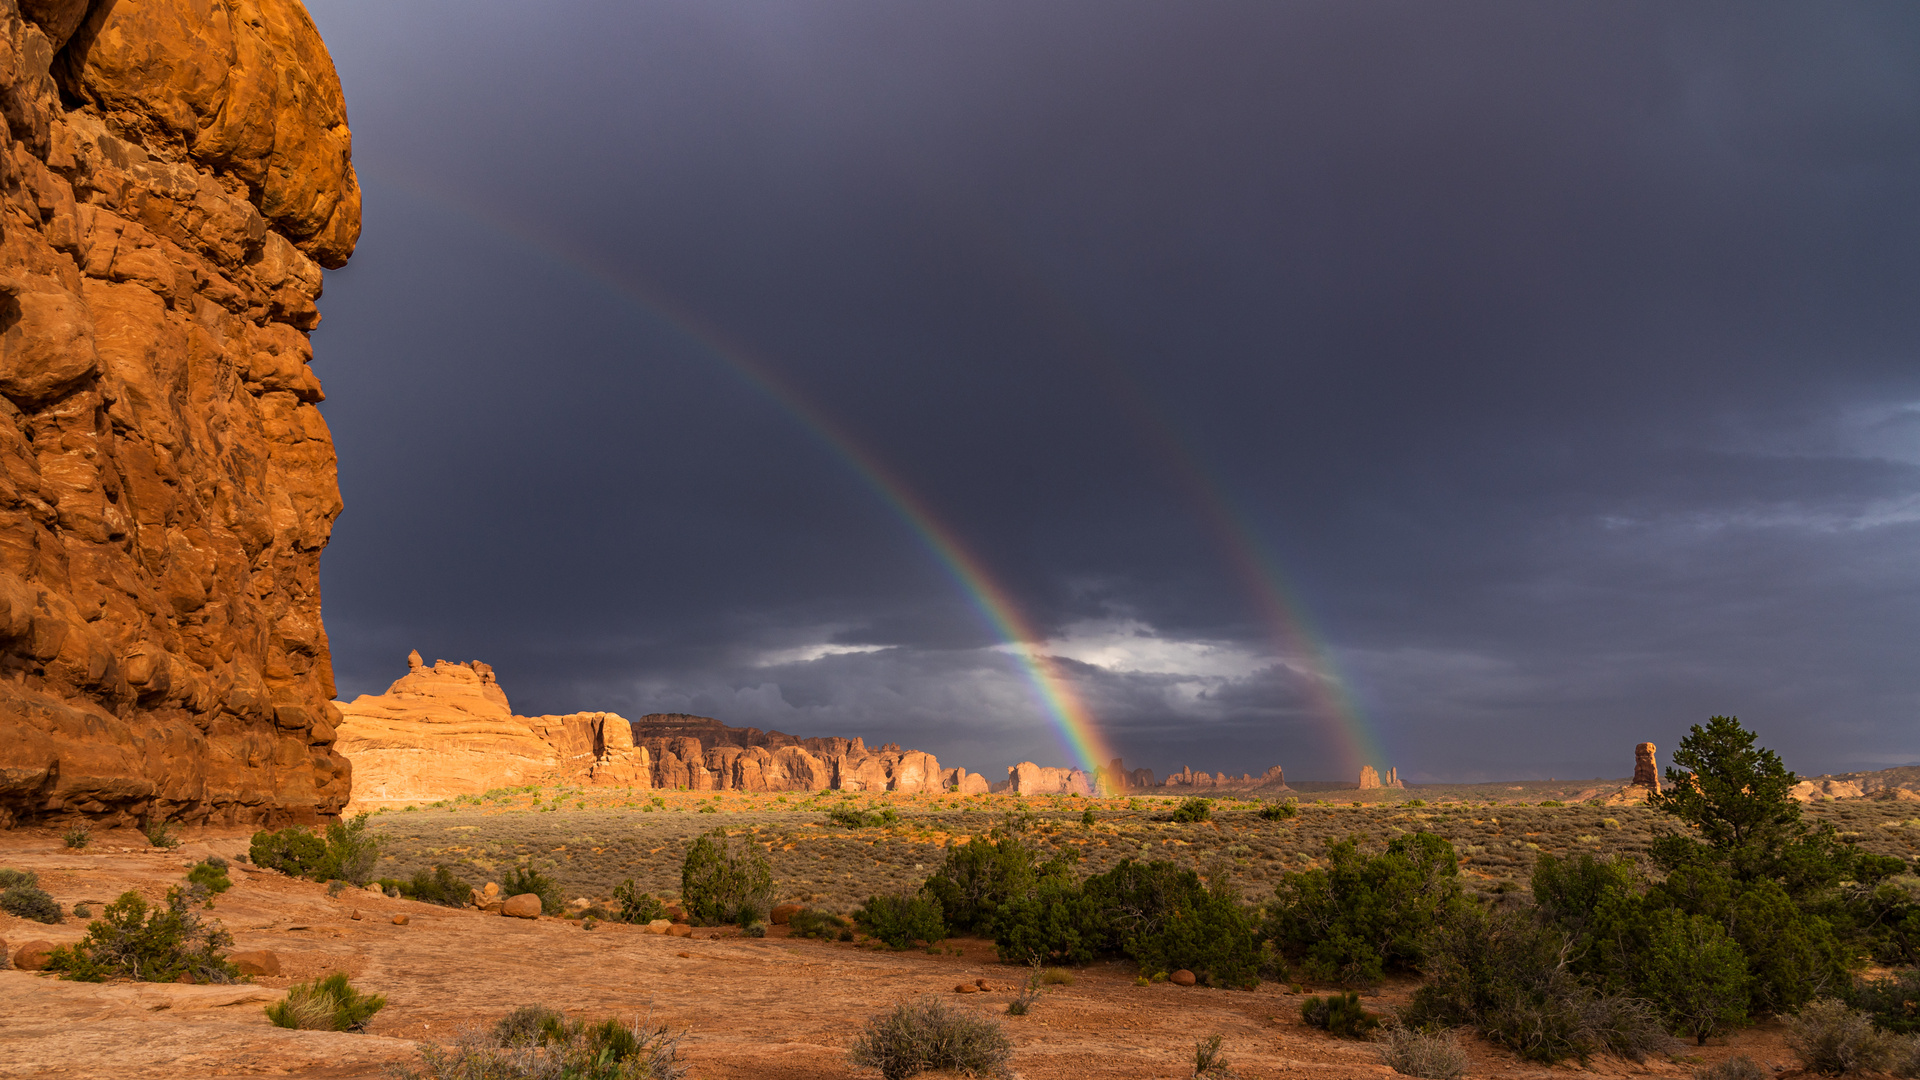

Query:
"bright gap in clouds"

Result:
[[756, 643, 893, 667], [1013, 619, 1270, 680]]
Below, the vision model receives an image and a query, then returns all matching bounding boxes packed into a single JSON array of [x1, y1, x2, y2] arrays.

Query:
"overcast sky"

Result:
[[303, 0, 1920, 783]]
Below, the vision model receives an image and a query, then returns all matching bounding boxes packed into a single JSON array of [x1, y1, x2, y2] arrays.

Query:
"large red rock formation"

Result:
[[1631, 742, 1660, 792], [0, 0, 360, 827], [333, 654, 654, 811]]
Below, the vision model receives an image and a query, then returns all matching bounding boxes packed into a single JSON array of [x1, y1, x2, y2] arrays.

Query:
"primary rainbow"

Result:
[[360, 174, 1119, 782]]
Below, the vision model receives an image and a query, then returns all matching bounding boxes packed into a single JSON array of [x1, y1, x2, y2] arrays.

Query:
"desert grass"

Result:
[[360, 784, 1920, 916]]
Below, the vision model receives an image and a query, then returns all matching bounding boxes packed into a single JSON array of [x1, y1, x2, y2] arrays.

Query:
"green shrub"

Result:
[[266, 972, 386, 1032], [251, 826, 328, 878], [400, 865, 471, 907], [1638, 908, 1750, 1044], [1264, 832, 1463, 985], [611, 879, 667, 924], [1376, 1021, 1467, 1079], [144, 819, 180, 849], [1171, 798, 1213, 824], [1300, 992, 1378, 1038], [681, 830, 773, 926], [992, 858, 1259, 986], [1697, 1057, 1770, 1080], [829, 806, 899, 828], [318, 814, 382, 886], [63, 825, 90, 850], [502, 864, 564, 916], [1784, 998, 1903, 1075], [789, 908, 854, 941], [1, 882, 63, 924], [1080, 809, 1096, 827], [46, 887, 237, 983], [1192, 1033, 1234, 1078], [399, 1007, 687, 1080], [187, 858, 232, 895], [1848, 968, 1920, 1035], [1258, 799, 1299, 821], [847, 998, 1013, 1080], [493, 1004, 568, 1046], [920, 831, 1070, 934], [1405, 902, 1665, 1063], [0, 868, 34, 889], [855, 893, 947, 949]]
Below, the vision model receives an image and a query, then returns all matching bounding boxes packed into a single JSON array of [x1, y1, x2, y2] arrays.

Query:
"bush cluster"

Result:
[[829, 806, 899, 828], [503, 864, 565, 916], [267, 973, 386, 1032], [249, 814, 382, 886], [0, 868, 62, 924], [382, 865, 471, 907], [395, 1005, 688, 1080], [1375, 1022, 1467, 1080], [855, 893, 946, 949], [789, 908, 854, 941], [847, 998, 1012, 1080], [1299, 992, 1378, 1038], [1170, 798, 1213, 824], [1263, 831, 1463, 985], [681, 830, 773, 926], [611, 879, 668, 924], [46, 887, 237, 983], [187, 858, 232, 895]]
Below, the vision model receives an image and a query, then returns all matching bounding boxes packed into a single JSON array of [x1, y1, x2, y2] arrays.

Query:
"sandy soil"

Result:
[[0, 825, 1822, 1080]]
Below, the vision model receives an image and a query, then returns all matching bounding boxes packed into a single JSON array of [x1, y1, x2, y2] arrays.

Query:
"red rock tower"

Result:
[[1632, 743, 1661, 793]]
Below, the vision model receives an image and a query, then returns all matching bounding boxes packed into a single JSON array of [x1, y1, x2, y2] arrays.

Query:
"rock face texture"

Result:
[[0, 0, 360, 827]]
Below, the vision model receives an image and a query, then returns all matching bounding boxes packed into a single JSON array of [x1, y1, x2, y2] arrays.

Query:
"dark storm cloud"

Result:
[[304, 1, 1920, 779]]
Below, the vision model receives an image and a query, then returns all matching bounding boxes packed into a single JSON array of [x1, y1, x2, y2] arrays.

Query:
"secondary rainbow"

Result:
[[359, 174, 1120, 781]]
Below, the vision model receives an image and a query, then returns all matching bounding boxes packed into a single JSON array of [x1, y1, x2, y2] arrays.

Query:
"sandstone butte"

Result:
[[0, 0, 360, 828]]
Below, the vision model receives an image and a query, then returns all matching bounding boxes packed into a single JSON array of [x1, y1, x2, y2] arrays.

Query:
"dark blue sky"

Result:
[[303, 0, 1920, 782]]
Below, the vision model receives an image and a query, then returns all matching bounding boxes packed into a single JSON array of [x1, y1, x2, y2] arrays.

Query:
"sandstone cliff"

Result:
[[333, 653, 654, 811], [0, 0, 360, 827]]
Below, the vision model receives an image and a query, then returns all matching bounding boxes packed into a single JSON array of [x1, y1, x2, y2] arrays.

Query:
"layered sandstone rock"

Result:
[[0, 0, 360, 827], [333, 655, 659, 810], [333, 657, 567, 809]]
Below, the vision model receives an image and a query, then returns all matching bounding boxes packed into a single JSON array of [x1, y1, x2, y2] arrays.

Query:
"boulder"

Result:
[[12, 940, 56, 971], [484, 882, 500, 898], [1169, 969, 1197, 987], [391, 914, 409, 926], [502, 893, 542, 919], [666, 923, 693, 938], [230, 950, 280, 977], [955, 983, 977, 993], [644, 919, 672, 934], [364, 882, 384, 894], [770, 904, 803, 926]]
